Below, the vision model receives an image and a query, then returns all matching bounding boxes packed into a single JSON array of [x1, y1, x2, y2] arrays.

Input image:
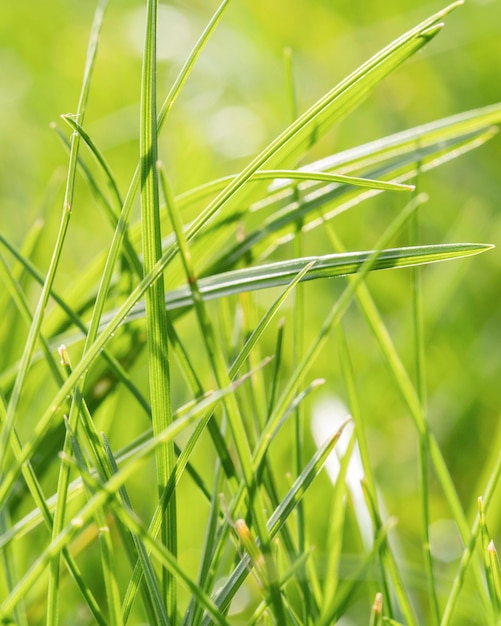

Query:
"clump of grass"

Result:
[[0, 1, 500, 625]]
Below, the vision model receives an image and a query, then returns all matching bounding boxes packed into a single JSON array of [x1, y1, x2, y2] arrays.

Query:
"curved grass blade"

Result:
[[211, 127, 497, 269], [115, 243, 492, 321]]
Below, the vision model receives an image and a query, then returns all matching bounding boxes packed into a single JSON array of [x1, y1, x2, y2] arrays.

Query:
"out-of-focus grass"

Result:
[[0, 1, 500, 624], [3, 0, 496, 501]]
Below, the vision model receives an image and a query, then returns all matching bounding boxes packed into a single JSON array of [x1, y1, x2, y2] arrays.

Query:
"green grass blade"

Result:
[[140, 0, 176, 615], [151, 243, 492, 314]]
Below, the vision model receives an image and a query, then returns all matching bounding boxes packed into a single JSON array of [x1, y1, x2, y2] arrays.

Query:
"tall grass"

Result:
[[0, 1, 500, 624]]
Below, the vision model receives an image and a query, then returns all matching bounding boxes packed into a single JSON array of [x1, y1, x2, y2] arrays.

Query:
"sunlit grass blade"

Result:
[[212, 127, 496, 268], [488, 541, 501, 615], [94, 243, 492, 326], [140, 1, 177, 616], [478, 497, 501, 617]]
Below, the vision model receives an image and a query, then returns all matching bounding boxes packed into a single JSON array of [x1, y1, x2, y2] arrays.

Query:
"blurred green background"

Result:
[[1, 0, 500, 622]]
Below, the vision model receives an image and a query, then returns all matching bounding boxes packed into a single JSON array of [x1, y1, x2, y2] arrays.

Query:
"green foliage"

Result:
[[0, 1, 500, 624]]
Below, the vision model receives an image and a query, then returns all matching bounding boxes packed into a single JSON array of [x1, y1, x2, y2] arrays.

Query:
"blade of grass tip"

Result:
[[247, 548, 315, 626], [478, 497, 501, 616], [370, 592, 384, 626], [213, 127, 495, 271], [488, 540, 501, 616], [409, 175, 440, 626], [158, 165, 287, 624], [154, 242, 493, 313], [257, 170, 414, 192], [441, 453, 501, 626], [141, 0, 177, 616], [325, 223, 494, 615], [201, 125, 494, 261], [0, 0, 107, 478], [268, 102, 501, 196]]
